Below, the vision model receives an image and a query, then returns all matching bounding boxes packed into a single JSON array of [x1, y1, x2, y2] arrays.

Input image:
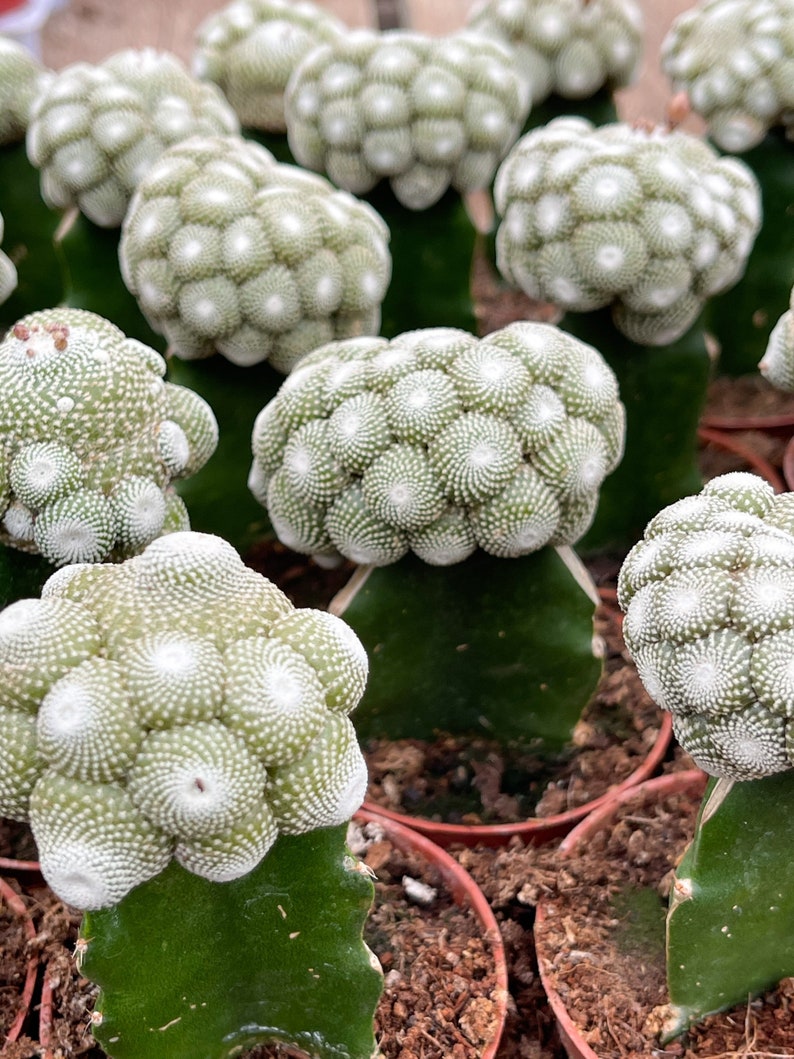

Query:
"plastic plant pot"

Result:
[[1, 875, 39, 1047]]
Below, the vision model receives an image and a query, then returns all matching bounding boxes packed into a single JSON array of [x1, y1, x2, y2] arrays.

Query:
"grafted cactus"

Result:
[[760, 283, 794, 390], [0, 307, 218, 567], [0, 211, 16, 304], [284, 28, 529, 210], [0, 34, 52, 146], [25, 48, 239, 227], [193, 0, 345, 133], [119, 134, 391, 371]]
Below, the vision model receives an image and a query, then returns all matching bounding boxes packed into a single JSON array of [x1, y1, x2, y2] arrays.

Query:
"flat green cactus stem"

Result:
[[664, 770, 794, 1039], [82, 824, 382, 1059]]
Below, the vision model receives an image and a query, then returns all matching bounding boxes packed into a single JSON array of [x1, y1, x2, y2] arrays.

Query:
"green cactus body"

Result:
[[0, 308, 218, 567], [618, 471, 794, 780], [0, 34, 52, 147], [119, 134, 391, 372], [25, 47, 240, 227]]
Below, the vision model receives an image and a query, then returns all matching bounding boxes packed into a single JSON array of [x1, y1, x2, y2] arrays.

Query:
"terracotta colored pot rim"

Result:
[[699, 412, 794, 437], [354, 807, 509, 1059], [1, 875, 39, 1044], [697, 426, 786, 492]]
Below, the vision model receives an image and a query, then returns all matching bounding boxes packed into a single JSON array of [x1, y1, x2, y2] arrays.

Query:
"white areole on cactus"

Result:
[[249, 321, 625, 566], [25, 47, 240, 227], [0, 34, 52, 146], [283, 28, 530, 210], [119, 133, 391, 371], [759, 286, 794, 392], [193, 0, 345, 132], [0, 307, 218, 566], [661, 0, 794, 153], [0, 211, 16, 305], [0, 530, 370, 909], [494, 117, 762, 345], [619, 472, 794, 780]]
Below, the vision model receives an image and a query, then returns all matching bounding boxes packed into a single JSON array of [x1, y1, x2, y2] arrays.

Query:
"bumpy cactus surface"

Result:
[[284, 28, 529, 210], [618, 471, 794, 780], [0, 530, 369, 909], [759, 284, 794, 391], [193, 0, 344, 133], [0, 307, 218, 566], [0, 211, 16, 304], [661, 0, 794, 153], [249, 321, 625, 565], [466, 0, 643, 108], [495, 117, 761, 346], [0, 34, 51, 146], [26, 48, 239, 227], [119, 134, 391, 370]]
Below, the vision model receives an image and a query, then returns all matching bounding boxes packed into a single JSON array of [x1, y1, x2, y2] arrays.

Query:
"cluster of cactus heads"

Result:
[[494, 117, 761, 345], [0, 530, 369, 909], [284, 28, 530, 210], [249, 320, 624, 566], [466, 0, 643, 107], [760, 286, 794, 391], [0, 308, 218, 567], [661, 0, 794, 153], [119, 134, 391, 370], [618, 471, 794, 780], [0, 34, 52, 145]]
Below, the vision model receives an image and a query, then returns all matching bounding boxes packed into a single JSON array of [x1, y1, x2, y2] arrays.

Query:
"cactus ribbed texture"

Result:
[[119, 134, 391, 370], [0, 530, 369, 908], [759, 285, 794, 391], [661, 0, 794, 153], [25, 48, 240, 227], [619, 471, 794, 780], [0, 34, 52, 146], [495, 117, 761, 345], [284, 28, 530, 210], [193, 0, 345, 133], [0, 308, 218, 566], [249, 321, 624, 566]]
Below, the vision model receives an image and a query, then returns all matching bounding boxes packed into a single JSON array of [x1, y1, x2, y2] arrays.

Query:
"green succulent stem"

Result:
[[82, 823, 382, 1059]]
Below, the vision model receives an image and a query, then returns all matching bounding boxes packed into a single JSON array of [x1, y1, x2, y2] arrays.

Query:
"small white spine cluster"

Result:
[[0, 211, 17, 306], [0, 34, 52, 146]]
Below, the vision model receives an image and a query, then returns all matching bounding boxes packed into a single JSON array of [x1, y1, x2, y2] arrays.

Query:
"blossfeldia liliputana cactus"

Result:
[[0, 307, 218, 567], [25, 47, 240, 227], [119, 133, 391, 371]]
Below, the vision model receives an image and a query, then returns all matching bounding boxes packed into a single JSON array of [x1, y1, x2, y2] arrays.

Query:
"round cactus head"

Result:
[[0, 211, 17, 305], [0, 34, 52, 146], [284, 27, 530, 210], [25, 47, 240, 227], [249, 321, 625, 566], [618, 471, 794, 780], [192, 0, 345, 132], [465, 0, 643, 107], [661, 0, 794, 153], [759, 286, 794, 392], [494, 117, 762, 345], [119, 133, 391, 370], [0, 307, 218, 566], [0, 530, 369, 908]]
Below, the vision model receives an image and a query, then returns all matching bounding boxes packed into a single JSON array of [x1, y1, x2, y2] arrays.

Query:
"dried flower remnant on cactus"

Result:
[[119, 134, 391, 371], [618, 471, 794, 780], [0, 307, 218, 566], [249, 321, 625, 566], [661, 0, 794, 153], [760, 286, 794, 391], [0, 34, 52, 145], [25, 47, 240, 227], [0, 212, 17, 304], [466, 0, 643, 108], [0, 531, 369, 909], [284, 28, 530, 210], [193, 0, 344, 133], [494, 117, 761, 345]]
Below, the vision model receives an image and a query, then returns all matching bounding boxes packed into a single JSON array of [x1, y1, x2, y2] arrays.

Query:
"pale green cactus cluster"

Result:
[[0, 34, 52, 145], [661, 0, 794, 153], [0, 308, 218, 567], [466, 0, 643, 107], [494, 117, 762, 345], [249, 321, 625, 566], [119, 134, 391, 371], [284, 28, 530, 210], [193, 0, 345, 133], [0, 212, 16, 305], [0, 530, 369, 909], [760, 287, 794, 391], [25, 47, 240, 227], [618, 471, 794, 780]]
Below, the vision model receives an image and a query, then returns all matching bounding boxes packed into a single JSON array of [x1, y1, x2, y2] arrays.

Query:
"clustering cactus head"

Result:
[[618, 471, 794, 780], [0, 212, 17, 304], [661, 0, 794, 153], [466, 0, 643, 108], [284, 28, 530, 210], [249, 321, 625, 565], [494, 117, 762, 345], [119, 134, 391, 371], [193, 0, 344, 133], [25, 48, 239, 227], [0, 34, 52, 146], [760, 286, 794, 391], [0, 530, 369, 908], [0, 307, 218, 566]]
